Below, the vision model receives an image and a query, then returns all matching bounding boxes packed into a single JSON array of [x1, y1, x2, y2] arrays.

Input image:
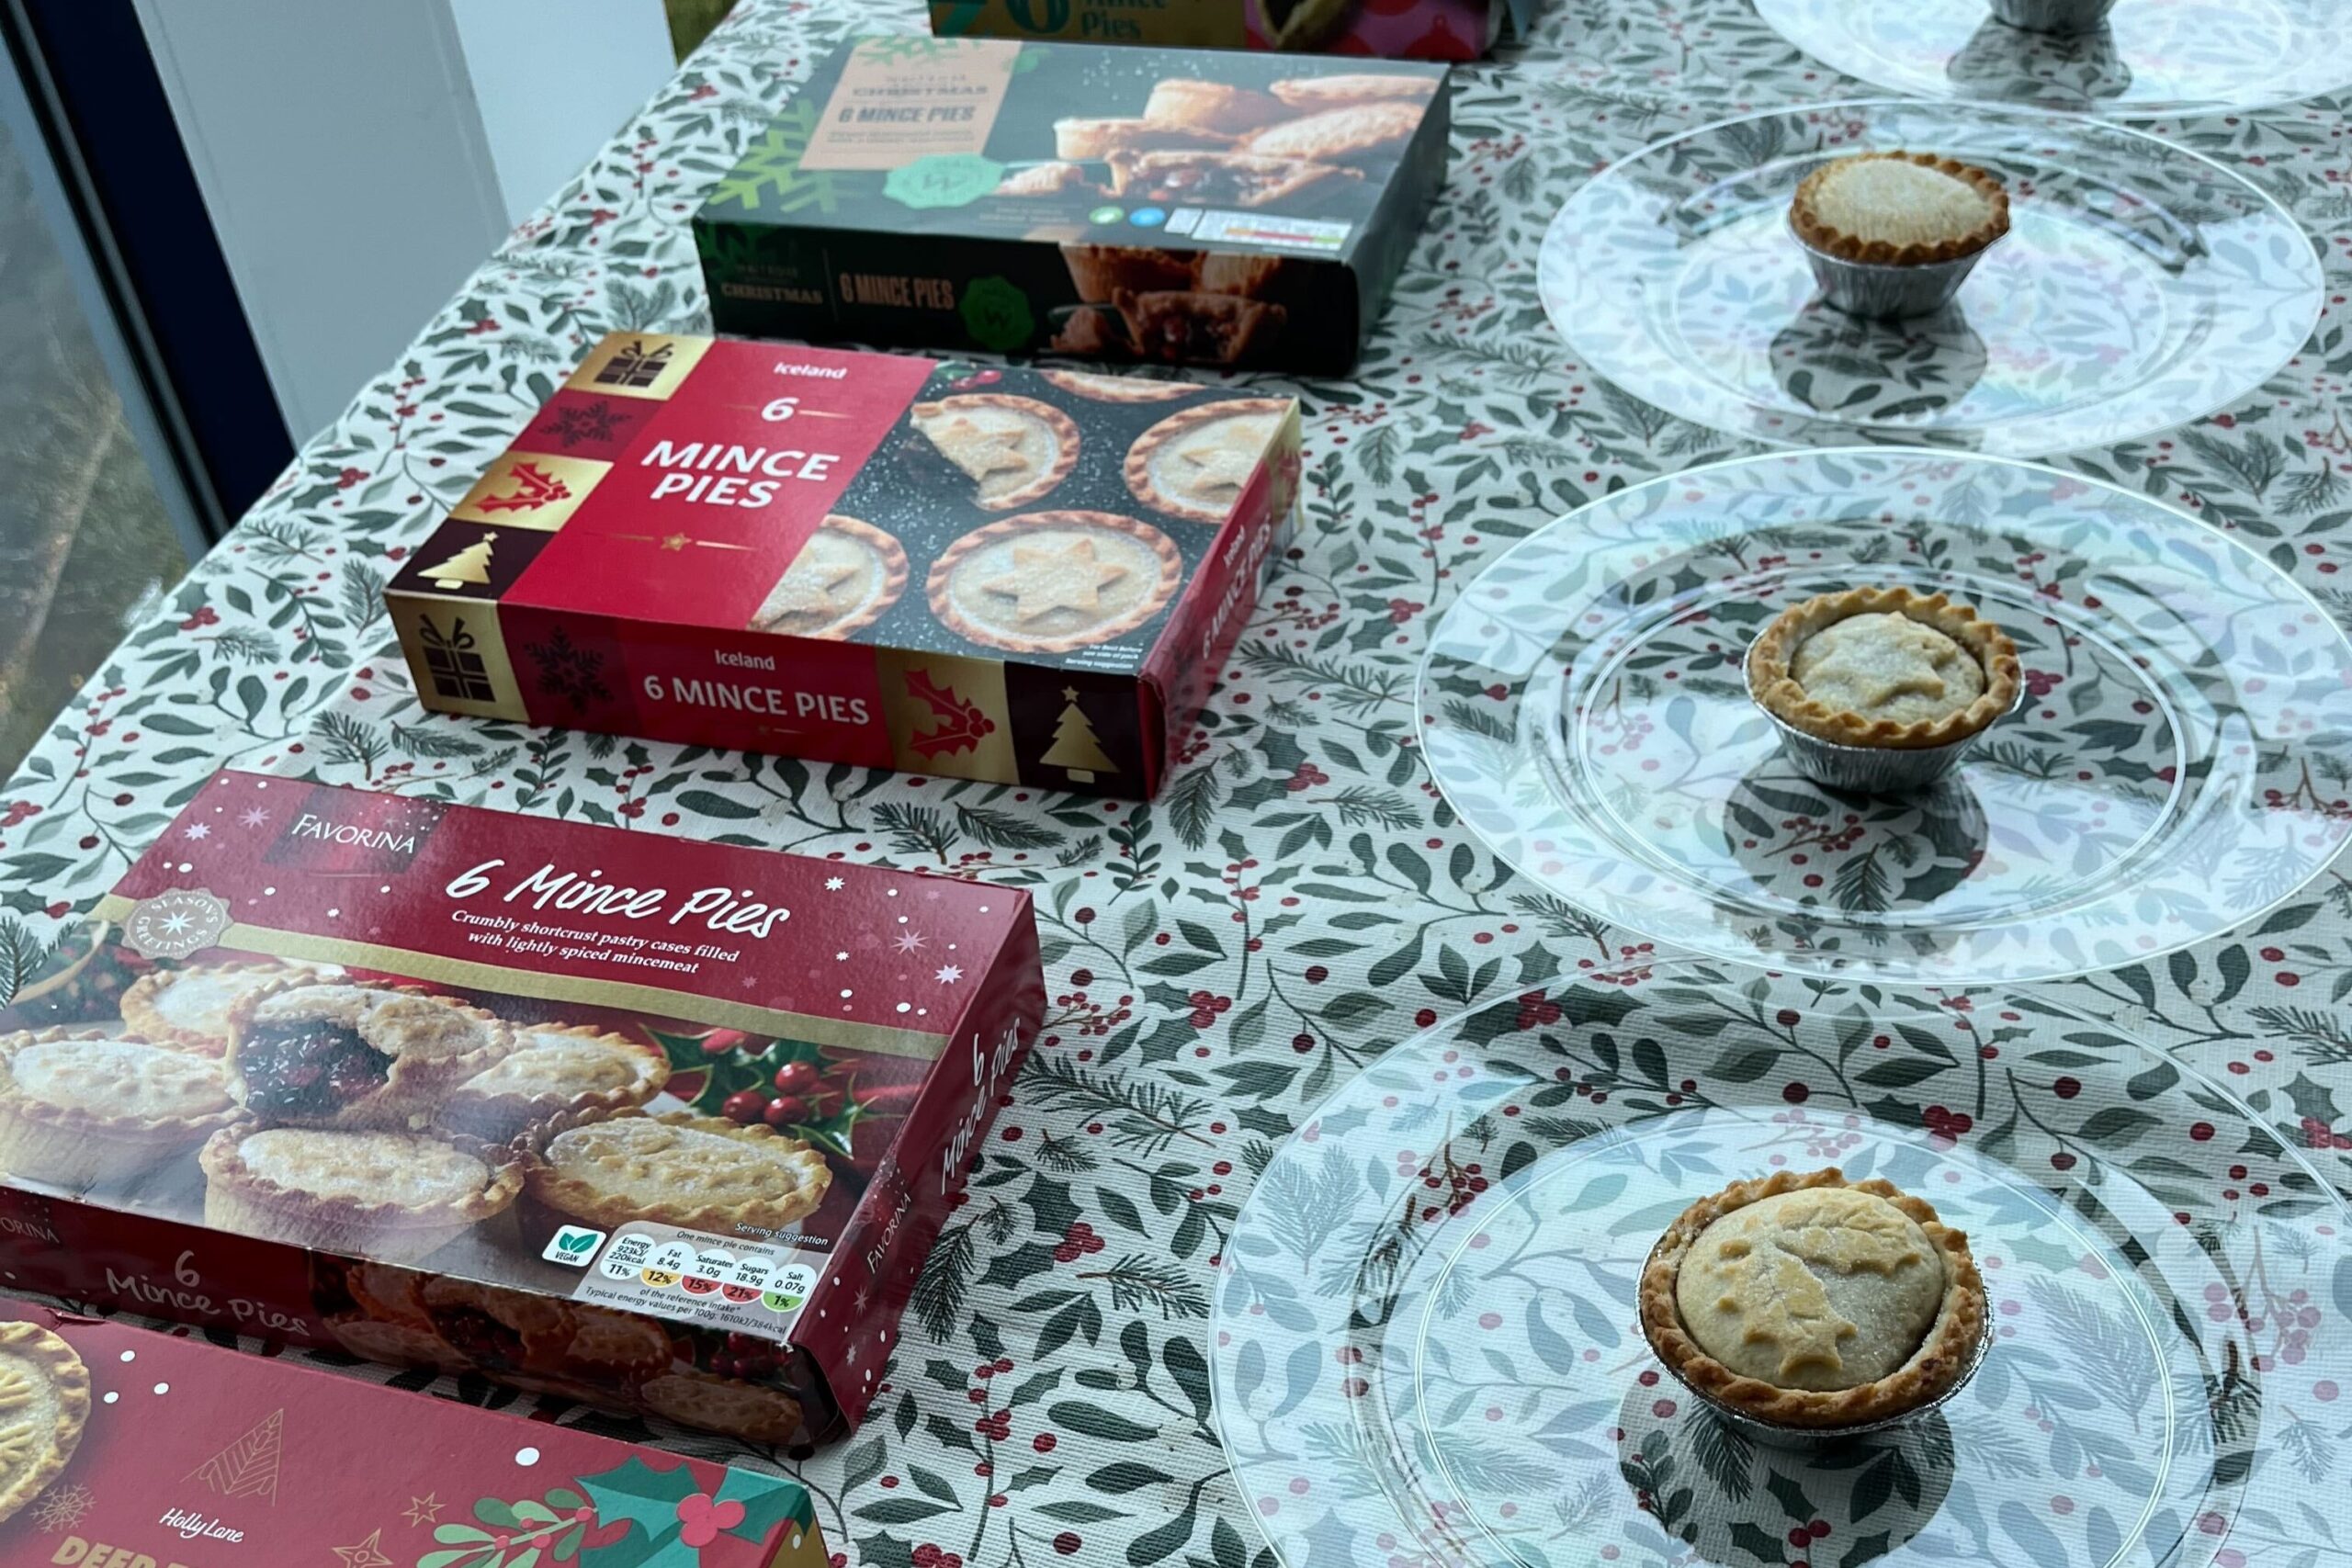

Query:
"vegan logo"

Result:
[[543, 1224, 606, 1267]]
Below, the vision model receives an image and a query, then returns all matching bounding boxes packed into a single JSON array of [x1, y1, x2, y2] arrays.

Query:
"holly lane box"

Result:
[[0, 1303, 828, 1567], [930, 0, 1544, 60], [386, 333, 1301, 801], [0, 770, 1044, 1447], [694, 38, 1449, 375]]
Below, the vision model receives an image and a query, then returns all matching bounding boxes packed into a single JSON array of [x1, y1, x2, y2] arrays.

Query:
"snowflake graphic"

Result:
[[548, 398, 626, 449], [524, 627, 611, 716], [934, 964, 963, 986], [890, 930, 927, 954], [30, 1483, 95, 1532]]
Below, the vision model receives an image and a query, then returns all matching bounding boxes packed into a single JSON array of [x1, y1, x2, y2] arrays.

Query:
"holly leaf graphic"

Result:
[[715, 1467, 814, 1542], [905, 668, 997, 759], [579, 1455, 698, 1545]]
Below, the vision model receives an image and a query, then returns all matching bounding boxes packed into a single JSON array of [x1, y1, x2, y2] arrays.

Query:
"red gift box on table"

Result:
[[0, 1302, 828, 1566], [0, 769, 1043, 1445]]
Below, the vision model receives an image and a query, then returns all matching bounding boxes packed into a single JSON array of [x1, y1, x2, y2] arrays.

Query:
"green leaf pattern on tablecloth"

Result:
[[1, 4, 2349, 1568]]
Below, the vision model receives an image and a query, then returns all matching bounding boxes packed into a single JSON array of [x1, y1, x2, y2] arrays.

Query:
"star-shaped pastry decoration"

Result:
[[333, 1529, 396, 1568], [981, 537, 1127, 625], [763, 553, 861, 617], [929, 417, 1032, 484], [1174, 423, 1266, 499], [403, 1495, 445, 1527]]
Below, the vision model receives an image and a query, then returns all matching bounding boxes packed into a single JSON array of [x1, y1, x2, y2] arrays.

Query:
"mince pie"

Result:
[[0, 1029, 236, 1186], [1792, 152, 2010, 266], [1640, 1168, 1987, 1429], [640, 1369, 804, 1445], [748, 514, 909, 639], [929, 512, 1183, 654], [910, 395, 1080, 512], [1747, 587, 2020, 750], [416, 1278, 668, 1401], [521, 1111, 833, 1239], [1114, 290, 1289, 366], [1055, 118, 1232, 162], [201, 1125, 522, 1263], [0, 1321, 88, 1526], [1144, 78, 1291, 135], [1241, 102, 1423, 162], [433, 1022, 670, 1147], [1040, 369, 1203, 404], [225, 981, 513, 1129], [1103, 151, 1360, 209], [1126, 400, 1291, 525], [1270, 73, 1442, 108], [119, 960, 330, 1055], [996, 161, 1099, 198]]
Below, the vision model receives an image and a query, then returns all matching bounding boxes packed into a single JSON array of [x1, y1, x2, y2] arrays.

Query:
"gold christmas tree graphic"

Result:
[[187, 1407, 284, 1503], [1040, 687, 1116, 783], [426, 531, 498, 590]]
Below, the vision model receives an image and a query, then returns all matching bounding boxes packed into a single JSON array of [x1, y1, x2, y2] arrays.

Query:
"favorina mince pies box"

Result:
[[695, 39, 1449, 375], [387, 332, 1301, 800], [0, 1303, 828, 1566], [931, 0, 1544, 60], [0, 769, 1044, 1446]]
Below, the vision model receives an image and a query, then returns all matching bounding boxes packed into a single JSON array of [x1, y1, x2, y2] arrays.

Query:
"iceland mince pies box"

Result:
[[930, 0, 1543, 60], [0, 1303, 828, 1567], [386, 332, 1301, 801], [0, 770, 1044, 1446], [694, 39, 1449, 376]]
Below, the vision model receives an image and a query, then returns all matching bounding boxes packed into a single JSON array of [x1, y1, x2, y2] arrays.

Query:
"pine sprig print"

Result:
[[1020, 1053, 1211, 1154], [1079, 1253, 1208, 1320]]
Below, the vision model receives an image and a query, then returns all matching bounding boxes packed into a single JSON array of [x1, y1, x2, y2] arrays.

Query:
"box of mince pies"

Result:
[[929, 0, 1543, 61], [694, 38, 1448, 375], [0, 1302, 829, 1565], [386, 331, 1300, 800], [0, 769, 1045, 1446]]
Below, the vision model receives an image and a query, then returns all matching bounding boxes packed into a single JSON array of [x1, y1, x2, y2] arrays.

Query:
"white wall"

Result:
[[450, 0, 676, 230], [134, 0, 673, 446]]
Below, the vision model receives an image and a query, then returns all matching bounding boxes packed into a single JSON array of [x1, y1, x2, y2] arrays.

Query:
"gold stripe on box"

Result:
[[87, 902, 950, 1061], [450, 452, 609, 531], [389, 595, 527, 722], [565, 333, 712, 401]]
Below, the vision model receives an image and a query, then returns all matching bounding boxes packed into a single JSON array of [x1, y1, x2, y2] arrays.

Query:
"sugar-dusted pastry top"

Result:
[[235, 1128, 499, 1208], [6, 1037, 232, 1121], [1791, 611, 1989, 726], [1673, 1187, 1947, 1391]]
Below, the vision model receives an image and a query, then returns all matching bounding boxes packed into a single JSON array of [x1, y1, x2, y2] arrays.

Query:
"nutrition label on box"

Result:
[[1175, 209, 1352, 254], [564, 1223, 819, 1341]]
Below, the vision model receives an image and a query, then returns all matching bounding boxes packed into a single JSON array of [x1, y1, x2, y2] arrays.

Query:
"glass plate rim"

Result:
[[1535, 97, 2325, 457], [1413, 446, 2352, 984], [1209, 973, 2352, 1568], [1748, 0, 2352, 121]]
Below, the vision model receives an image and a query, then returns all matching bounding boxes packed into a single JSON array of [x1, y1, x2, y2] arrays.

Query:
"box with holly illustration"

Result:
[[386, 332, 1300, 801], [694, 38, 1448, 375], [0, 769, 1042, 1445], [930, 0, 1543, 60], [0, 1303, 828, 1566]]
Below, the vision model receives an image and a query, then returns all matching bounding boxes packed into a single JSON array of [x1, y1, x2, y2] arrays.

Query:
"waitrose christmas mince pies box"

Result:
[[386, 333, 1301, 800], [0, 1303, 829, 1566], [0, 770, 1044, 1445], [694, 39, 1449, 375], [930, 0, 1544, 60]]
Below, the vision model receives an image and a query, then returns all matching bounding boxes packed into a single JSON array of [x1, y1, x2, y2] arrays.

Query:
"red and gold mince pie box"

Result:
[[0, 1303, 828, 1566], [931, 0, 1544, 60], [386, 333, 1301, 801], [695, 39, 1449, 376], [0, 770, 1044, 1447]]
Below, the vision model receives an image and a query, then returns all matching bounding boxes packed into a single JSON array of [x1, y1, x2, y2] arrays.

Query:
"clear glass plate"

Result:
[[1416, 450, 2352, 985], [1753, 0, 2352, 119], [1538, 102, 2321, 456], [1214, 976, 2350, 1568]]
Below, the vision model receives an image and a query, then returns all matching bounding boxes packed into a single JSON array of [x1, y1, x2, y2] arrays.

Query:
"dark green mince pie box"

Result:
[[694, 36, 1450, 377]]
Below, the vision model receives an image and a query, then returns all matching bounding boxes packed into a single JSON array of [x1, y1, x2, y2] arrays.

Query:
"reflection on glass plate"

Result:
[[1417, 450, 2352, 984], [1539, 102, 2320, 455], [1213, 976, 2349, 1568], [1754, 0, 2352, 118]]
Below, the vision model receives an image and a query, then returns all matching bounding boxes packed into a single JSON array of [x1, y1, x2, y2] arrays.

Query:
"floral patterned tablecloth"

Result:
[[2, 2, 2348, 1566]]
